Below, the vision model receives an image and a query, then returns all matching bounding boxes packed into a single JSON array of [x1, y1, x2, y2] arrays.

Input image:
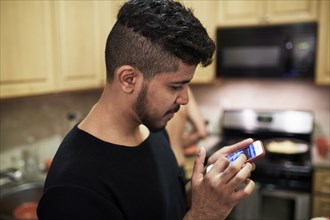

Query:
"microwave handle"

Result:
[[283, 40, 294, 77]]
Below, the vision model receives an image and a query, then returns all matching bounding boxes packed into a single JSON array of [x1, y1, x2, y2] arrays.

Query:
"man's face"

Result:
[[133, 62, 196, 132]]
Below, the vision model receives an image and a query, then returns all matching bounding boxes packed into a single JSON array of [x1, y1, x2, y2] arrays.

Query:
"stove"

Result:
[[207, 109, 314, 192], [206, 109, 315, 219]]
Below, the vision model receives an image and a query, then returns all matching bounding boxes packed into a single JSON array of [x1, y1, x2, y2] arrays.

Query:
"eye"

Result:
[[170, 85, 182, 91]]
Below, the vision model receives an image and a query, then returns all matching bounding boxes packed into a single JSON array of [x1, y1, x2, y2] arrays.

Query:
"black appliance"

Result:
[[216, 23, 317, 79], [206, 109, 314, 220]]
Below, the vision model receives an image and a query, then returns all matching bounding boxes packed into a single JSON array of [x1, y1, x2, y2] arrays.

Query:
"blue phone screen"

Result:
[[227, 143, 256, 162]]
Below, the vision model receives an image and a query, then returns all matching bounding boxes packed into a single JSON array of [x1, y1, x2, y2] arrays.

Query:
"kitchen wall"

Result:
[[0, 90, 102, 169], [0, 80, 329, 169], [191, 79, 330, 139]]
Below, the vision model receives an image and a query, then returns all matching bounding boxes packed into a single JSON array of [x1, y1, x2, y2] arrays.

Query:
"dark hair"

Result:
[[105, 0, 215, 82]]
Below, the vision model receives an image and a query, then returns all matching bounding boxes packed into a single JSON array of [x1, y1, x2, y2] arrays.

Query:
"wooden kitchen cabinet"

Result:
[[217, 0, 318, 27], [315, 0, 330, 85], [54, 1, 107, 91], [0, 1, 56, 98], [313, 168, 330, 217], [0, 1, 120, 98], [55, 0, 125, 90], [182, 1, 217, 83], [217, 0, 263, 26]]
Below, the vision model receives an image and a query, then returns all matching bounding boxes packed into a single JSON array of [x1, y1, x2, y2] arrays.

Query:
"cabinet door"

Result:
[[99, 1, 126, 85], [313, 168, 330, 217], [217, 0, 263, 27], [182, 1, 217, 83], [313, 196, 330, 218], [218, 0, 318, 26], [315, 0, 330, 85], [55, 1, 104, 91], [0, 1, 55, 98], [266, 0, 318, 24], [314, 169, 330, 194]]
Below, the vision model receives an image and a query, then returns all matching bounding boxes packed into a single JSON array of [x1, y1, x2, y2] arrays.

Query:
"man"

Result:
[[37, 1, 255, 219]]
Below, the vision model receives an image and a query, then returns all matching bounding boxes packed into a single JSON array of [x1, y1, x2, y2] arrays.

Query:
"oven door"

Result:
[[228, 183, 311, 220], [260, 187, 310, 220]]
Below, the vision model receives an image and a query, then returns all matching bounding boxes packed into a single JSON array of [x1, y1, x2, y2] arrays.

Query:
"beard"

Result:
[[133, 82, 180, 132]]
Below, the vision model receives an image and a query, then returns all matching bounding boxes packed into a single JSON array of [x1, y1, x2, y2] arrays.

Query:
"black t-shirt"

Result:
[[37, 126, 187, 220]]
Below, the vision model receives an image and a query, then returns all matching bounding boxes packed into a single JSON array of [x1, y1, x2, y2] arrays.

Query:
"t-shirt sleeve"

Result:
[[37, 185, 125, 220]]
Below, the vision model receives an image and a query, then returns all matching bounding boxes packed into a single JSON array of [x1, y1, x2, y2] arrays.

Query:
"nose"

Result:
[[175, 86, 189, 105]]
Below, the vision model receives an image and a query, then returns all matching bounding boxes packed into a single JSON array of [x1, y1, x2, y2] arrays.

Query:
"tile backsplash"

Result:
[[191, 79, 330, 139], [0, 90, 101, 169], [0, 79, 329, 169]]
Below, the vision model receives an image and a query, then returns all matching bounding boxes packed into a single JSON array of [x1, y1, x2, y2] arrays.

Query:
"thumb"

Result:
[[191, 147, 206, 186]]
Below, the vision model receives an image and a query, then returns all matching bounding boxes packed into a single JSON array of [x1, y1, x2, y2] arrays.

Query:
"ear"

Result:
[[116, 65, 139, 94]]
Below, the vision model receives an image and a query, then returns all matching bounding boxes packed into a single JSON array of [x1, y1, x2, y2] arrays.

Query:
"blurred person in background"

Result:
[[166, 87, 208, 174]]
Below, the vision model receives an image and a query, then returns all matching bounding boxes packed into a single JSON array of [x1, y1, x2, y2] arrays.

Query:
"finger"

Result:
[[220, 154, 247, 184], [251, 163, 256, 171], [222, 138, 254, 155], [208, 138, 253, 165], [242, 162, 255, 178], [191, 147, 206, 186], [229, 162, 253, 187], [206, 155, 230, 175], [242, 162, 255, 170], [233, 178, 256, 201]]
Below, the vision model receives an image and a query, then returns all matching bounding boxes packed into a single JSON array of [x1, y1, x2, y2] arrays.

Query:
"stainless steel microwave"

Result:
[[216, 23, 317, 79]]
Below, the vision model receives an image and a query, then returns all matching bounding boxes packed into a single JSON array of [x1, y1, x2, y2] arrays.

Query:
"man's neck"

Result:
[[78, 89, 149, 147]]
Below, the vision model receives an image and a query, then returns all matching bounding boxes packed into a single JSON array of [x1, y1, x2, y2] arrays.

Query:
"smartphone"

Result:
[[206, 140, 265, 173], [226, 140, 265, 163]]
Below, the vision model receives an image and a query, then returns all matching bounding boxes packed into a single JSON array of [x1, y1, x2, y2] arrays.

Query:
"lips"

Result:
[[167, 112, 175, 120], [165, 105, 180, 120], [166, 105, 180, 116]]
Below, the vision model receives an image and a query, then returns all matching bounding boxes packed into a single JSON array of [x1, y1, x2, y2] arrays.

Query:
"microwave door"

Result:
[[218, 45, 285, 77], [216, 23, 317, 78], [291, 35, 316, 77]]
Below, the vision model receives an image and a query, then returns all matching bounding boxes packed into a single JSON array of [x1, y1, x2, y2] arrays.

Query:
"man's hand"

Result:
[[184, 138, 255, 220]]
